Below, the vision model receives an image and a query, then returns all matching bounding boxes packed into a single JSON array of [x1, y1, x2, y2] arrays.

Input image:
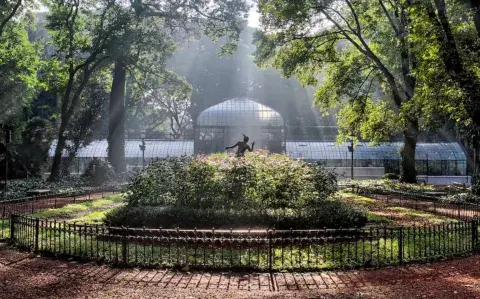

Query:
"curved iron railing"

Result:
[[8, 214, 479, 271], [0, 185, 125, 240]]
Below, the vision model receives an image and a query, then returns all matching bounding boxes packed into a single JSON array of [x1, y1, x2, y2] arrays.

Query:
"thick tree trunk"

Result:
[[108, 60, 126, 173], [400, 120, 419, 183], [49, 124, 67, 181]]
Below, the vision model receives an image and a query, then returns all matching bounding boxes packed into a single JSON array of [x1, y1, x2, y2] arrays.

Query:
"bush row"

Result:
[[105, 199, 368, 229]]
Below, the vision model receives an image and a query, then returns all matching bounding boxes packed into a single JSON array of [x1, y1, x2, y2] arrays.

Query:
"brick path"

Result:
[[2, 245, 480, 298]]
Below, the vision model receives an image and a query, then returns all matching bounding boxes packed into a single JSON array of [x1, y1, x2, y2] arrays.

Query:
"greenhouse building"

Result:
[[48, 97, 470, 184]]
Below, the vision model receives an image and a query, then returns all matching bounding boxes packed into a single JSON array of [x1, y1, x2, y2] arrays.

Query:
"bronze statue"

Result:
[[226, 134, 255, 157]]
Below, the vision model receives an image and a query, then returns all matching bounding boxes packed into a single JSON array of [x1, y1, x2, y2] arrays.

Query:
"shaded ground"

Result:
[[1, 245, 480, 298], [1, 193, 124, 239], [0, 191, 114, 218], [340, 192, 458, 226], [31, 194, 125, 224]]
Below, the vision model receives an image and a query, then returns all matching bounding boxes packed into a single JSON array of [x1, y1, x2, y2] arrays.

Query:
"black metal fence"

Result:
[[0, 186, 124, 240], [351, 186, 480, 221], [8, 214, 479, 271]]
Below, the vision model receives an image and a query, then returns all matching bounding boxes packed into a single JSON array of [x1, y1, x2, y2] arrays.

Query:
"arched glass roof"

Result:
[[286, 142, 466, 161], [49, 140, 194, 158], [197, 97, 284, 127]]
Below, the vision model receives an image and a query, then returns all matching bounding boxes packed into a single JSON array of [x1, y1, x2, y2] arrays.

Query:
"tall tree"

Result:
[[254, 0, 422, 182], [406, 0, 480, 183], [106, 0, 250, 172], [45, 0, 130, 181], [63, 76, 109, 172], [105, 10, 178, 172]]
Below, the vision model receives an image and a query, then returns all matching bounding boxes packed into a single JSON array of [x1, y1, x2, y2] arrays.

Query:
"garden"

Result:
[[3, 0, 480, 296], [3, 151, 480, 271]]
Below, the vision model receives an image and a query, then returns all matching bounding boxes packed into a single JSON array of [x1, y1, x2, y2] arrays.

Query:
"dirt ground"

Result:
[[2, 245, 480, 299]]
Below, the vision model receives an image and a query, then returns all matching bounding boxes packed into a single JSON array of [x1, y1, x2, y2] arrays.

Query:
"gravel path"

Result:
[[1, 245, 480, 298]]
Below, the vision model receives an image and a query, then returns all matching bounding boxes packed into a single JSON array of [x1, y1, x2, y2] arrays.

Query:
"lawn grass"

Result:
[[338, 192, 457, 226], [367, 213, 393, 225], [68, 208, 117, 224], [0, 219, 9, 240], [31, 194, 125, 221]]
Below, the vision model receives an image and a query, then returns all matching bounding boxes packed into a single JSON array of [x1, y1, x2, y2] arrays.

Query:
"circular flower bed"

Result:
[[106, 150, 368, 229]]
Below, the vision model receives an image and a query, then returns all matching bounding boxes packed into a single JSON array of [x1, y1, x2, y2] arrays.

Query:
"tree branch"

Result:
[[0, 0, 22, 37], [352, 68, 376, 102], [379, 0, 400, 36], [320, 7, 404, 107], [345, 0, 362, 35]]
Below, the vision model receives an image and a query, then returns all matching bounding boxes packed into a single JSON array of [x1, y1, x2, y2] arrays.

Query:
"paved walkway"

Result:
[[2, 245, 480, 298]]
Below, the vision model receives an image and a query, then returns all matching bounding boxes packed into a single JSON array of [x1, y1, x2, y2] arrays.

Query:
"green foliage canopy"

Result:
[[0, 20, 41, 123], [253, 0, 422, 143]]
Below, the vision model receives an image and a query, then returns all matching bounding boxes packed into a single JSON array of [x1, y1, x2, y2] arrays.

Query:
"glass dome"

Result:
[[197, 97, 284, 127]]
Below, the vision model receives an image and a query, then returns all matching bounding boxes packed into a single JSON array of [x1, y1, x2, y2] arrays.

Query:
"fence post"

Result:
[[34, 218, 39, 252], [9, 214, 15, 241], [398, 227, 404, 265], [122, 226, 128, 265], [473, 216, 478, 252], [268, 229, 273, 272]]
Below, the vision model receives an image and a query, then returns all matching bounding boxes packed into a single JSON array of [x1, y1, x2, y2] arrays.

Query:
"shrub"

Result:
[[108, 151, 367, 229], [441, 192, 480, 204], [127, 157, 191, 207], [126, 151, 337, 210], [382, 173, 399, 180], [105, 199, 368, 229], [0, 177, 92, 199], [0, 178, 44, 199], [82, 158, 115, 186], [472, 184, 480, 196]]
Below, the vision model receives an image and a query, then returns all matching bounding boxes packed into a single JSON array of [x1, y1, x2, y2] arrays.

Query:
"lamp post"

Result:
[[139, 131, 146, 170], [347, 136, 355, 180]]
